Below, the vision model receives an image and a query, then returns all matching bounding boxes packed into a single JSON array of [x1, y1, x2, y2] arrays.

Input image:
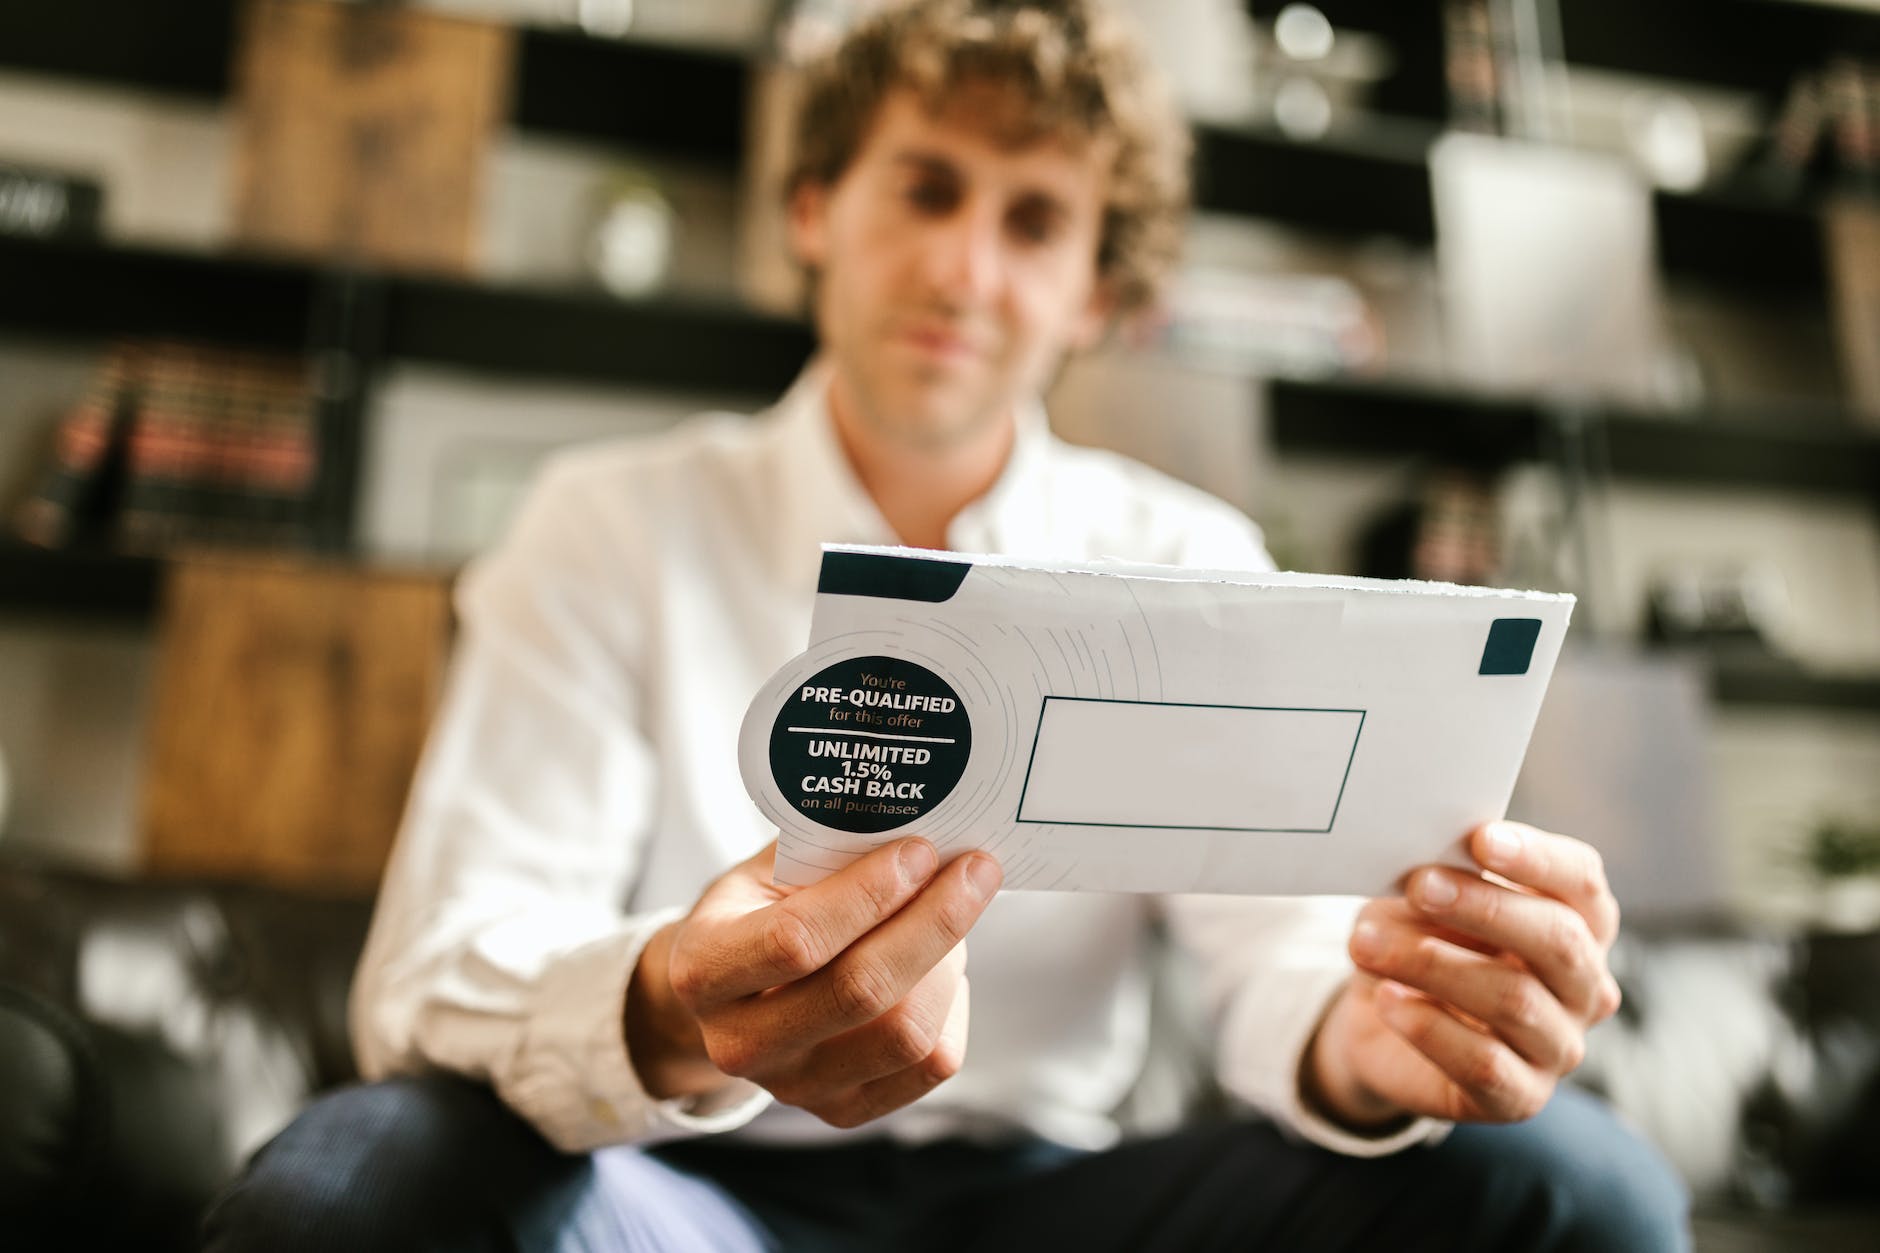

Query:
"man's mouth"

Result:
[[898, 325, 981, 362]]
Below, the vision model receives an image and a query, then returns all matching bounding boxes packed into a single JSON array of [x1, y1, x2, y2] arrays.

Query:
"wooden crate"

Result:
[[141, 554, 454, 896], [229, 0, 514, 273]]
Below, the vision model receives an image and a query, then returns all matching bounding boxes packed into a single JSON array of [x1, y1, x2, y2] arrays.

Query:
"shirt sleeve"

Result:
[[1163, 495, 1448, 1157], [348, 456, 770, 1151]]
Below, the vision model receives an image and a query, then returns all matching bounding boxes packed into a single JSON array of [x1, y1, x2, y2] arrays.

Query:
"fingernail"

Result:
[[1351, 919, 1384, 960], [1483, 823, 1523, 867], [899, 839, 938, 885], [964, 854, 1003, 901], [1417, 869, 1458, 909], [1374, 981, 1410, 1014]]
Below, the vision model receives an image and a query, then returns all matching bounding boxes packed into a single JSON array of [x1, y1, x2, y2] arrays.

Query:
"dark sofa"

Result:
[[0, 860, 371, 1248], [2, 856, 1878, 1251]]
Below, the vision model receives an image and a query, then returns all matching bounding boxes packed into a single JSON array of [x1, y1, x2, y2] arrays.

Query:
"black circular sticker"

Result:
[[768, 655, 972, 834]]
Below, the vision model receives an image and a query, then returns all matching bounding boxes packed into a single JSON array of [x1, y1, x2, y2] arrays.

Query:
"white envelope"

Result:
[[739, 545, 1574, 895]]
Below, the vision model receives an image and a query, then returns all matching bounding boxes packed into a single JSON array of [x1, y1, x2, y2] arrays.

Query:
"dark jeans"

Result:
[[201, 1075, 1689, 1252]]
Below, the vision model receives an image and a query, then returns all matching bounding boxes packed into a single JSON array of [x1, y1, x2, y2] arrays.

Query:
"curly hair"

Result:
[[786, 0, 1191, 317]]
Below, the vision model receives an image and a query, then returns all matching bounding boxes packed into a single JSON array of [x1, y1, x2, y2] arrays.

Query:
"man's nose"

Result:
[[923, 204, 1003, 306]]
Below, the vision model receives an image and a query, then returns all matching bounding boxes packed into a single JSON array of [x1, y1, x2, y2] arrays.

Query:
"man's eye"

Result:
[[906, 181, 957, 213], [1009, 208, 1060, 244]]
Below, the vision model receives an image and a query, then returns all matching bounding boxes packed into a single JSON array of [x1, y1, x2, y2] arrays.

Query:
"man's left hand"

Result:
[[1303, 821, 1623, 1131]]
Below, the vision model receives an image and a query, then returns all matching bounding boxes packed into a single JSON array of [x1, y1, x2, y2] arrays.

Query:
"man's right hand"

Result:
[[625, 839, 1002, 1129]]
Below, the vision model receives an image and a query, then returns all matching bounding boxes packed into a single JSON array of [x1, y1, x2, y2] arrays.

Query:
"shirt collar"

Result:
[[765, 361, 897, 593], [947, 393, 1052, 556], [764, 360, 1058, 588]]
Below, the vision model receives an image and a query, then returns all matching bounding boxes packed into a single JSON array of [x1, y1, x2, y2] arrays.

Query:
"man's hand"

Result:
[[626, 839, 1002, 1129], [1304, 821, 1623, 1131]]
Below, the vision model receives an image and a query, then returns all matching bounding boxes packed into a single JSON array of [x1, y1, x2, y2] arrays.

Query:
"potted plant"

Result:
[[1801, 818, 1880, 932]]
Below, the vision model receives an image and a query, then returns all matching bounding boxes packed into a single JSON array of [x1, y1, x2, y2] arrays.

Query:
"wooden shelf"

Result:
[[1193, 122, 1438, 242], [0, 545, 163, 620], [1556, 0, 1879, 99], [2, 2, 1851, 296], [1654, 189, 1827, 300], [38, 234, 1866, 494], [1599, 406, 1880, 495], [511, 26, 749, 164], [1252, 0, 1880, 105], [0, 1, 751, 165], [1266, 376, 1540, 466], [0, 233, 815, 394], [381, 275, 814, 394], [1708, 659, 1880, 713], [0, 232, 1869, 495], [0, 234, 317, 352], [1193, 124, 1828, 295], [1265, 376, 1880, 496], [0, 0, 234, 100]]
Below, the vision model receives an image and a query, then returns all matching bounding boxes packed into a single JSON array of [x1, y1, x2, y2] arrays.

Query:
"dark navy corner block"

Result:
[[1480, 617, 1543, 676], [818, 550, 971, 602]]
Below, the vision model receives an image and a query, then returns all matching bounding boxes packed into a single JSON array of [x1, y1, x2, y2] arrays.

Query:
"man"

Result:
[[205, 2, 1687, 1248]]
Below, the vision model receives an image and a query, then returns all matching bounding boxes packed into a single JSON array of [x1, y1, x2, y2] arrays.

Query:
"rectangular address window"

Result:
[[1016, 698, 1364, 832]]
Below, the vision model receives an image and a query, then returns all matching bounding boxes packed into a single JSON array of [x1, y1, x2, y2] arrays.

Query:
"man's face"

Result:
[[790, 86, 1114, 452]]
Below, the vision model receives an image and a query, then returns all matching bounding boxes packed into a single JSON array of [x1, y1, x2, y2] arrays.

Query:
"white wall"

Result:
[[1711, 710, 1880, 921], [0, 73, 231, 246], [0, 622, 155, 869], [358, 363, 762, 560], [0, 338, 143, 864]]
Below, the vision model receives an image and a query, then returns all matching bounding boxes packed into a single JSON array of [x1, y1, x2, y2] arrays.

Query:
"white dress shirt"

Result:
[[350, 367, 1445, 1158]]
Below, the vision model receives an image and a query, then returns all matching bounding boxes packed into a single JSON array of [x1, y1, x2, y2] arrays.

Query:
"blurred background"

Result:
[[0, 1, 1878, 1247]]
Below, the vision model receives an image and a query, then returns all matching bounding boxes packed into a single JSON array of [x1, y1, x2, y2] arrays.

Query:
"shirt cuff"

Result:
[[1218, 959, 1451, 1159], [499, 906, 771, 1152]]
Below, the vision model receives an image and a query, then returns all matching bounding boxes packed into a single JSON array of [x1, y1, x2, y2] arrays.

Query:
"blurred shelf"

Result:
[[0, 0, 751, 165], [1599, 406, 1880, 495], [511, 26, 748, 164], [0, 545, 456, 624], [1265, 376, 1880, 496], [1250, 0, 1880, 104], [22, 0, 1859, 125], [1266, 376, 1541, 466], [381, 275, 814, 393], [0, 234, 1867, 479], [1193, 122, 1438, 242], [0, 191, 1822, 376], [1193, 123, 1828, 294], [1707, 658, 1880, 712], [1556, 0, 1879, 99], [0, 3, 1849, 296], [0, 232, 815, 394], [1654, 189, 1827, 300], [0, 545, 162, 620], [0, 0, 234, 99], [0, 234, 317, 351]]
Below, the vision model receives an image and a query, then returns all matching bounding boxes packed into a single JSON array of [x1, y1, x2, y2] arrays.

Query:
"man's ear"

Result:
[[787, 178, 829, 269]]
